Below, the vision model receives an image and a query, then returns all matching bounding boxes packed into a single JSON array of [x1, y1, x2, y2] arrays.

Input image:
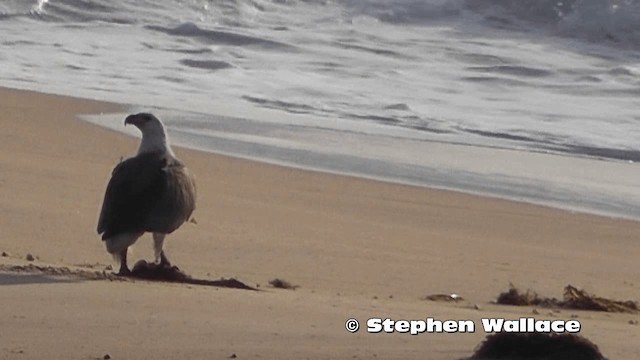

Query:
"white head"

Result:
[[124, 113, 174, 156]]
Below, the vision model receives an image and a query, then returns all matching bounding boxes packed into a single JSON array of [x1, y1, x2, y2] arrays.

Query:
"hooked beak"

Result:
[[124, 114, 138, 127]]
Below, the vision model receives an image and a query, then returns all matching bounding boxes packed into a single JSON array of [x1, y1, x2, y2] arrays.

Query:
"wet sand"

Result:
[[0, 87, 638, 359]]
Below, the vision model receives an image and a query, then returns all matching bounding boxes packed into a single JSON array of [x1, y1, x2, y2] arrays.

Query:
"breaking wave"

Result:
[[2, 0, 639, 48]]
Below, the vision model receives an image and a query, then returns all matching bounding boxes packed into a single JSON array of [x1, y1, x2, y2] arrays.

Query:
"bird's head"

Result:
[[124, 113, 172, 154], [125, 112, 163, 131]]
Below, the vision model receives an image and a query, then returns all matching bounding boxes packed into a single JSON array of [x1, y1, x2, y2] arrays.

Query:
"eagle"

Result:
[[97, 113, 197, 275]]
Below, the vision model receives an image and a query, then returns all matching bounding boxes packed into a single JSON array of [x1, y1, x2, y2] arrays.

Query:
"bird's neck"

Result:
[[138, 131, 175, 156]]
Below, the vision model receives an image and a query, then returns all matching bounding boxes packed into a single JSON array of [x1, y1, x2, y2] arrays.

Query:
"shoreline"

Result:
[[82, 108, 640, 222], [5, 83, 638, 221], [1, 87, 639, 359]]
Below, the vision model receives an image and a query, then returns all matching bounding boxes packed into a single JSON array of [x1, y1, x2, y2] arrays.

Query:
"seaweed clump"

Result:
[[496, 284, 638, 313], [268, 278, 299, 290]]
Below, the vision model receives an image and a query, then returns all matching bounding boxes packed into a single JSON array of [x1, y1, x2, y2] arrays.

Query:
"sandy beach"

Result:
[[0, 87, 638, 359]]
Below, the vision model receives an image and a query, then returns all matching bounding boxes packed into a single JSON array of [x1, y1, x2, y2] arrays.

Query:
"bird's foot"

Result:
[[113, 249, 131, 276], [115, 266, 131, 276], [158, 251, 179, 271]]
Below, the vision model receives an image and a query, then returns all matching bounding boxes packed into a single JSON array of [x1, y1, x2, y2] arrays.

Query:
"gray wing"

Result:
[[97, 152, 167, 240], [143, 157, 197, 234]]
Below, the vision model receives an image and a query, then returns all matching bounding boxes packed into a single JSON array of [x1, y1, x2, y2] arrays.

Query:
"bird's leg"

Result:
[[160, 251, 172, 268], [153, 233, 171, 267], [117, 248, 131, 276]]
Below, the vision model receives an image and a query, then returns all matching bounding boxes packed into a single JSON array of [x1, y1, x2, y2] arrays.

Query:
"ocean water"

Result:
[[1, 0, 640, 218]]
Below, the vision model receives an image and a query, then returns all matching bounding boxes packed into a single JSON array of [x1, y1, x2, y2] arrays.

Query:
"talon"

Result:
[[115, 249, 130, 276], [116, 267, 131, 276], [159, 251, 172, 268]]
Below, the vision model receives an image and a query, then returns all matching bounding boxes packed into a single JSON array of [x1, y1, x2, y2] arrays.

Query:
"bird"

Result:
[[97, 113, 196, 275]]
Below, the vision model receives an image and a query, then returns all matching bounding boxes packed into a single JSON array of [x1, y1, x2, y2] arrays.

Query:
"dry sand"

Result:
[[0, 87, 638, 359]]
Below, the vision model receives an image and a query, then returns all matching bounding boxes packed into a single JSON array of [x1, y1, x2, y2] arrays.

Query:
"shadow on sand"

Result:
[[0, 272, 78, 286], [0, 263, 257, 290]]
